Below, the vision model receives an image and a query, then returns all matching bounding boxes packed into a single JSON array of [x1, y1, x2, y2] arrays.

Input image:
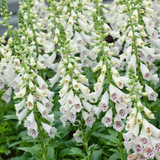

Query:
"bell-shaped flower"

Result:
[[42, 98, 53, 112], [145, 84, 158, 101], [73, 130, 83, 143], [16, 107, 28, 124], [115, 103, 127, 119], [24, 111, 35, 128], [27, 121, 38, 139], [36, 75, 48, 90], [14, 87, 26, 99], [15, 99, 26, 113], [140, 63, 151, 81], [2, 87, 12, 103], [41, 122, 57, 138], [82, 111, 95, 128], [73, 95, 82, 112], [27, 93, 34, 110], [99, 91, 109, 112], [113, 114, 125, 132], [37, 102, 49, 118], [101, 108, 112, 127]]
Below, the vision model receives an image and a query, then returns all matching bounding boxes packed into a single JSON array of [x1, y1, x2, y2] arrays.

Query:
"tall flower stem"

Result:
[[26, 0, 39, 55], [118, 132, 124, 160], [126, 0, 148, 107], [80, 120, 91, 160], [34, 107, 47, 160], [95, 0, 111, 84]]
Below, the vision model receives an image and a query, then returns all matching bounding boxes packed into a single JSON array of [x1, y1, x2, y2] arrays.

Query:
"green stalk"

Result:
[[34, 107, 47, 160], [26, 0, 39, 55], [118, 132, 124, 160], [95, 0, 111, 84], [126, 0, 148, 107], [80, 120, 91, 160]]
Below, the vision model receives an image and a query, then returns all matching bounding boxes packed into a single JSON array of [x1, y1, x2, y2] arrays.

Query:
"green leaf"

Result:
[[108, 153, 121, 160], [3, 114, 17, 120], [17, 145, 41, 155], [47, 147, 55, 160], [92, 150, 102, 160]]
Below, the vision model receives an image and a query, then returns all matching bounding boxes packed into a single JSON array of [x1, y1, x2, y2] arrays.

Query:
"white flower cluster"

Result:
[[0, 0, 160, 159]]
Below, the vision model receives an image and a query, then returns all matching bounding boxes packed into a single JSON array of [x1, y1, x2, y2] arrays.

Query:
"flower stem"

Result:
[[35, 113, 47, 160], [95, 0, 111, 84], [26, 0, 39, 55], [126, 0, 148, 107], [118, 132, 124, 160]]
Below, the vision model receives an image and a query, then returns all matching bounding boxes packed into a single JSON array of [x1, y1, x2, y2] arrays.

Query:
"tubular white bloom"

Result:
[[101, 108, 113, 127], [42, 98, 53, 112], [29, 81, 35, 90], [78, 83, 90, 96], [109, 84, 119, 102], [59, 83, 69, 97], [67, 89, 74, 106], [2, 87, 12, 103], [92, 60, 103, 72], [27, 121, 38, 139], [36, 75, 48, 90], [115, 103, 127, 119], [99, 90, 109, 112], [112, 75, 123, 89], [82, 111, 95, 128], [45, 114, 55, 124], [113, 114, 125, 132], [73, 130, 83, 143], [36, 87, 46, 97], [72, 79, 79, 90], [24, 111, 35, 128], [15, 99, 26, 113], [73, 95, 82, 112], [143, 106, 155, 119], [16, 107, 28, 124], [82, 100, 95, 115], [14, 87, 26, 99], [27, 93, 34, 110], [145, 84, 158, 101], [140, 63, 151, 81], [37, 102, 49, 118], [41, 122, 57, 138]]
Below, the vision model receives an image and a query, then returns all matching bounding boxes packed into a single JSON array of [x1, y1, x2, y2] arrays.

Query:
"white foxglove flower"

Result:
[[115, 103, 127, 119], [113, 115, 125, 132], [42, 98, 53, 111], [37, 102, 49, 118], [72, 79, 79, 90], [73, 95, 82, 112], [27, 121, 38, 139], [2, 87, 12, 103], [143, 106, 155, 119], [24, 111, 35, 128], [36, 87, 46, 97], [82, 111, 95, 128], [15, 99, 26, 113], [59, 83, 69, 97], [41, 122, 57, 138], [140, 63, 151, 81], [78, 83, 90, 96], [99, 91, 109, 112], [101, 108, 112, 127], [145, 84, 158, 101], [27, 93, 34, 110], [15, 87, 26, 99], [36, 75, 48, 90], [16, 107, 28, 124], [73, 130, 83, 143]]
